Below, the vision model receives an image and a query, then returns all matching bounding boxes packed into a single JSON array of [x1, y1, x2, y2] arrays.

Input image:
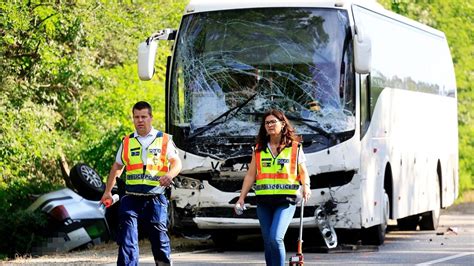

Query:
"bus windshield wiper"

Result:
[[285, 114, 333, 139], [289, 115, 355, 144], [186, 93, 258, 140]]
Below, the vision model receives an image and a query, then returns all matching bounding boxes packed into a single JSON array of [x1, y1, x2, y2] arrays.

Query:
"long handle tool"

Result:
[[289, 200, 305, 265]]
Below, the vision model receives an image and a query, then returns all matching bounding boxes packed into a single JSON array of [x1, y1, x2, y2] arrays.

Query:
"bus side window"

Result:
[[360, 73, 371, 138]]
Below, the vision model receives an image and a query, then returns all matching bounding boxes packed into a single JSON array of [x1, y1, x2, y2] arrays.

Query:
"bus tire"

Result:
[[419, 209, 440, 230], [211, 231, 237, 248], [362, 190, 389, 245], [419, 170, 441, 230], [397, 215, 419, 230]]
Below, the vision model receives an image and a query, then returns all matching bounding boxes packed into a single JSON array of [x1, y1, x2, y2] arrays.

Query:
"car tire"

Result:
[[70, 163, 105, 200]]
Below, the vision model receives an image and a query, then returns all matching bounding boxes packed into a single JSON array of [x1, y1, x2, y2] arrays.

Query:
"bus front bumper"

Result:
[[193, 216, 318, 229]]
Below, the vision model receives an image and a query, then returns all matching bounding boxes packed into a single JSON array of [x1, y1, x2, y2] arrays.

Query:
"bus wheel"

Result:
[[397, 215, 419, 230], [362, 190, 389, 245], [419, 171, 441, 230], [211, 231, 237, 248], [419, 208, 440, 230]]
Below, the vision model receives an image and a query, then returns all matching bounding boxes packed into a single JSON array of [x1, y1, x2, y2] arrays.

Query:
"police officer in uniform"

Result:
[[101, 101, 182, 266], [237, 109, 311, 266]]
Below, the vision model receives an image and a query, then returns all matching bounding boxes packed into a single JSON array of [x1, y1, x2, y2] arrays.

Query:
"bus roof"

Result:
[[185, 0, 383, 14], [184, 0, 444, 38]]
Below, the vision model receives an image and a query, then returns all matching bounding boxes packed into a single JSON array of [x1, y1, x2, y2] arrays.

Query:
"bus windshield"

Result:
[[171, 8, 354, 139]]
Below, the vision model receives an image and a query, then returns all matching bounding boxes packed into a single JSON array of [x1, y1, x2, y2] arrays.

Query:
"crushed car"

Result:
[[27, 163, 120, 254]]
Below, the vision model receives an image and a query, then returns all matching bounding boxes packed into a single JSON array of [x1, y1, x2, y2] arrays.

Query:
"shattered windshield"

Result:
[[171, 8, 354, 138]]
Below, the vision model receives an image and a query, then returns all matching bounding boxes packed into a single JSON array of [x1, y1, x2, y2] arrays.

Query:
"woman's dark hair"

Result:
[[255, 109, 300, 153]]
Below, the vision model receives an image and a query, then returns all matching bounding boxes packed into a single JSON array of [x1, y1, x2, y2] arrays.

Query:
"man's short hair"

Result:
[[133, 101, 153, 116]]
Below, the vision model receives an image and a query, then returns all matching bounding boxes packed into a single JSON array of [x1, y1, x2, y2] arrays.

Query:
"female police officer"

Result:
[[236, 109, 311, 266]]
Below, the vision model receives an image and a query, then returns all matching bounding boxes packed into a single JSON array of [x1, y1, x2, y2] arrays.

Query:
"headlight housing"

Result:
[[174, 176, 203, 190]]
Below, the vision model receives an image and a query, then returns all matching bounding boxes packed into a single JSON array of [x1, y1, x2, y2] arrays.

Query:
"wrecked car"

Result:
[[27, 163, 119, 254]]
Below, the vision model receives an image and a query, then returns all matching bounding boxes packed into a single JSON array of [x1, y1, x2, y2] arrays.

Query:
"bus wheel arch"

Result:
[[437, 161, 443, 207], [361, 163, 392, 245], [384, 163, 393, 220]]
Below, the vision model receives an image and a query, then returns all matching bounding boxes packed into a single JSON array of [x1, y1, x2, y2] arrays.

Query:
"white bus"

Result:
[[138, 0, 458, 245]]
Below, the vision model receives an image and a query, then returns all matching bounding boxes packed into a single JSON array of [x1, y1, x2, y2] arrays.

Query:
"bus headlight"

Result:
[[174, 176, 203, 190]]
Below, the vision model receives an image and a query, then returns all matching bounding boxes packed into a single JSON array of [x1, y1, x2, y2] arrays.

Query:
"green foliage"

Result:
[[56, 0, 182, 177], [459, 125, 474, 191], [0, 210, 48, 259], [0, 99, 65, 216], [378, 0, 474, 194], [1, 1, 99, 190], [0, 0, 186, 258], [0, 177, 54, 258], [0, 0, 185, 204], [73, 64, 166, 177], [0, 173, 60, 214]]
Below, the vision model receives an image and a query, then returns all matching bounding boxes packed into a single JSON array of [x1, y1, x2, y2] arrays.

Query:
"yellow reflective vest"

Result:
[[121, 132, 169, 193], [255, 141, 300, 196]]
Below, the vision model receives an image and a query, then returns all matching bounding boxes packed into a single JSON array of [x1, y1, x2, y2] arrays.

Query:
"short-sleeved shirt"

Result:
[[115, 127, 179, 166]]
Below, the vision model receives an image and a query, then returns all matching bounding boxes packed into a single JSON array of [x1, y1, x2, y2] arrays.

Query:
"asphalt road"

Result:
[[146, 207, 474, 265], [7, 203, 473, 265]]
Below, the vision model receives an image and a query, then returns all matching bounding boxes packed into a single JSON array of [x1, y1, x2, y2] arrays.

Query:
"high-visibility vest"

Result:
[[121, 132, 169, 192], [255, 141, 300, 196]]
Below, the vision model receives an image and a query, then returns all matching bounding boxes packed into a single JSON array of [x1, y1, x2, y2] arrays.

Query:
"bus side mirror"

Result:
[[138, 41, 158, 81], [353, 25, 372, 74], [137, 29, 176, 81]]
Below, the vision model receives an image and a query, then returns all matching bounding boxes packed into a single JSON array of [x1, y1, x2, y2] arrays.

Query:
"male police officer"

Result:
[[101, 101, 182, 266]]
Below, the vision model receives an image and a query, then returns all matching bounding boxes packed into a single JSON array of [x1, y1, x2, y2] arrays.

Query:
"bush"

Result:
[[0, 1, 186, 258], [0, 210, 48, 259]]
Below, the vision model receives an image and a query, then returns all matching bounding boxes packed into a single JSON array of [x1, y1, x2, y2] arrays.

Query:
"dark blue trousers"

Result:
[[117, 194, 171, 266]]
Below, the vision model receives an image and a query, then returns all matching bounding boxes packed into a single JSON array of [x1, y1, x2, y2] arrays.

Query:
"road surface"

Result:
[[6, 203, 474, 265]]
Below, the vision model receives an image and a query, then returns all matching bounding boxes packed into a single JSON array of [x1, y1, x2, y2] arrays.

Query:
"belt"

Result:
[[125, 192, 162, 197]]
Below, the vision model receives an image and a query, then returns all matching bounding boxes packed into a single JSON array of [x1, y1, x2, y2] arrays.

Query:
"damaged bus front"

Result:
[[139, 0, 375, 246], [139, 0, 459, 247]]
